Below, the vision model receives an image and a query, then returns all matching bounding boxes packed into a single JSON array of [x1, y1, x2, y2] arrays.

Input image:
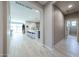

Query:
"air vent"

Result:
[[16, 2, 32, 9]]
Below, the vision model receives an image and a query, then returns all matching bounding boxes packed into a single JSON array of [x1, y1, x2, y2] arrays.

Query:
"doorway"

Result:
[[7, 1, 43, 56], [9, 1, 41, 40], [54, 1, 79, 56], [65, 19, 77, 38]]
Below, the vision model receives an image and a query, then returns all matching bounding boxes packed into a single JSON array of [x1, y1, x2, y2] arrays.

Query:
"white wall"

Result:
[[44, 2, 55, 50], [44, 1, 65, 49], [54, 6, 65, 44], [0, 2, 3, 56]]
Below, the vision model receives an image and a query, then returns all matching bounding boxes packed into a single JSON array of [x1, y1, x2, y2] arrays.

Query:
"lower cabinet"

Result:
[[27, 30, 40, 39]]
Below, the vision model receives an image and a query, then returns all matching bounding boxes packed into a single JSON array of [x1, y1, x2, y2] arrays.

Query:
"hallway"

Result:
[[0, 1, 79, 57], [8, 33, 66, 57], [55, 35, 79, 57]]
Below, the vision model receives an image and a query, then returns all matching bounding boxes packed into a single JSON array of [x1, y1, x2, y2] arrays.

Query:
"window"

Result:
[[71, 21, 76, 26], [10, 23, 22, 33]]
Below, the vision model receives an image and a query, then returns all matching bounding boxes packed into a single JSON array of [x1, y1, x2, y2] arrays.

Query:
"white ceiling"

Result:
[[10, 2, 40, 23], [38, 1, 48, 5], [54, 1, 79, 15]]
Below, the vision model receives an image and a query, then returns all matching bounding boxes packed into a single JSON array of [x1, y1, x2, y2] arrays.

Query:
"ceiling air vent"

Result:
[[15, 2, 32, 9]]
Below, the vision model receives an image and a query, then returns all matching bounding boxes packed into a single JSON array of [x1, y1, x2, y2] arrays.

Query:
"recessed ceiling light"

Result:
[[35, 10, 39, 13], [68, 5, 72, 8]]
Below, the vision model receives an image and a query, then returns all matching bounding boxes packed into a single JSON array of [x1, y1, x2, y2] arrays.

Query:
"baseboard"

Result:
[[34, 39, 44, 46], [44, 45, 54, 52], [34, 40, 54, 52]]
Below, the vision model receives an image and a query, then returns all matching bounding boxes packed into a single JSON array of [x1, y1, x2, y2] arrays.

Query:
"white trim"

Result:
[[44, 45, 53, 52]]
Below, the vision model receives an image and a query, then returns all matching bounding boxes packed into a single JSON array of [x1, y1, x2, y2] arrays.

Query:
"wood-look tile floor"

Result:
[[55, 35, 79, 57], [8, 33, 66, 57], [8, 33, 79, 57]]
